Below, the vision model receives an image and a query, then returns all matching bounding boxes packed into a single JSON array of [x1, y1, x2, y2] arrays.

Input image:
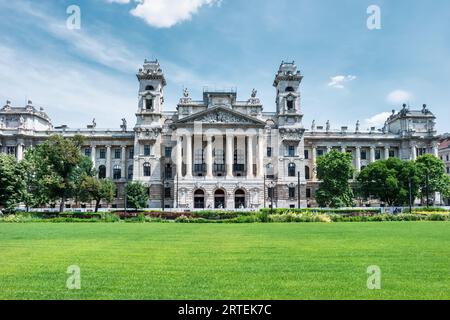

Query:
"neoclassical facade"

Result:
[[0, 60, 441, 209]]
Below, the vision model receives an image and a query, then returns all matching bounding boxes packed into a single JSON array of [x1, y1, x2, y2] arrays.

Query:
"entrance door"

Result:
[[214, 190, 226, 209], [194, 189, 205, 209]]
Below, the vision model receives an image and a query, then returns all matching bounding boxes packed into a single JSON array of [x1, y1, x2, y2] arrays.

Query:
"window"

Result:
[[375, 149, 381, 160], [285, 86, 295, 92], [288, 187, 295, 199], [306, 188, 311, 199], [144, 145, 151, 156], [361, 150, 367, 160], [304, 150, 309, 159], [317, 149, 324, 157], [288, 163, 296, 177], [165, 147, 172, 158], [165, 164, 172, 179], [286, 99, 294, 110], [267, 147, 272, 157], [446, 155, 449, 162], [266, 163, 274, 177], [113, 165, 121, 180], [128, 165, 133, 180], [288, 145, 296, 157], [98, 165, 106, 179], [114, 148, 121, 159], [143, 163, 151, 177], [129, 148, 134, 159], [145, 85, 154, 91], [305, 166, 310, 180], [145, 98, 153, 110], [447, 167, 449, 174], [268, 187, 274, 199], [99, 148, 106, 159], [84, 148, 91, 157], [7, 146, 16, 156], [389, 150, 395, 158], [416, 147, 427, 157], [164, 188, 171, 199]]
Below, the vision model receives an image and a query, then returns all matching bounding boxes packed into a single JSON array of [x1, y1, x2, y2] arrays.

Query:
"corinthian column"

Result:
[[257, 134, 265, 178], [206, 135, 213, 178], [186, 134, 193, 178], [226, 133, 233, 178], [106, 145, 112, 178], [247, 135, 254, 178], [355, 146, 361, 173], [176, 135, 183, 178]]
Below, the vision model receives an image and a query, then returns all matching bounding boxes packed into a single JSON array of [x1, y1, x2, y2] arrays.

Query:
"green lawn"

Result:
[[0, 222, 449, 300]]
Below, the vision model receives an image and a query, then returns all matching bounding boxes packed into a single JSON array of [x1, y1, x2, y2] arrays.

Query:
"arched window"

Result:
[[113, 165, 121, 180], [145, 97, 153, 110], [305, 165, 310, 180], [287, 99, 295, 111], [143, 162, 151, 177], [98, 165, 106, 179], [285, 86, 295, 92], [235, 189, 246, 209], [128, 165, 133, 180], [145, 85, 155, 91], [194, 189, 205, 209], [214, 189, 226, 209], [288, 163, 296, 177], [165, 164, 172, 179]]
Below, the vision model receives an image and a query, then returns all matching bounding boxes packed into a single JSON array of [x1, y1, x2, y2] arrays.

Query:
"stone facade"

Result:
[[439, 134, 450, 205], [0, 60, 441, 209]]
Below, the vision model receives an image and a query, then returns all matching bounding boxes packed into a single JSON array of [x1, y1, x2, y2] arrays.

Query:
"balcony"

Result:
[[194, 164, 206, 174], [214, 164, 225, 173]]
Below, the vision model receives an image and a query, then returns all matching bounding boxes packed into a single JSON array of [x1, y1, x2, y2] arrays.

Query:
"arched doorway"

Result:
[[194, 189, 205, 209], [98, 165, 106, 179], [235, 189, 246, 209], [214, 190, 226, 209]]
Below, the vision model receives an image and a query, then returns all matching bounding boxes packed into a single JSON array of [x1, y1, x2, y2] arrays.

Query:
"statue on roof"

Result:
[[121, 118, 127, 132], [251, 88, 257, 98], [183, 88, 189, 98], [326, 120, 330, 132], [356, 120, 360, 133], [311, 120, 316, 132], [92, 118, 97, 128]]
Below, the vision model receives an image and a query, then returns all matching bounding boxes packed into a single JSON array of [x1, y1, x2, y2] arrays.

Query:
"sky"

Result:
[[0, 0, 449, 133]]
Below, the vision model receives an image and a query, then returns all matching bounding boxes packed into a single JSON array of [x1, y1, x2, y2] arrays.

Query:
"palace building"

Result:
[[0, 60, 441, 209]]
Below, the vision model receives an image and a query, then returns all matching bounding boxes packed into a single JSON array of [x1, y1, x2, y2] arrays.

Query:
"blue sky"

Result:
[[0, 0, 449, 132]]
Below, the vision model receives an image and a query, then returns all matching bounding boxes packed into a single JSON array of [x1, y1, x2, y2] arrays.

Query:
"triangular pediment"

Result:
[[174, 106, 266, 126]]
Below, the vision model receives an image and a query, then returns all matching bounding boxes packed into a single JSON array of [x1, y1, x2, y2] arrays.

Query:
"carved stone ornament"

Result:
[[280, 129, 303, 141], [196, 111, 256, 124]]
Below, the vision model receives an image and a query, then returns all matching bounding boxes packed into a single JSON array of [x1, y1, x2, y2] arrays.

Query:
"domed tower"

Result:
[[273, 61, 304, 127]]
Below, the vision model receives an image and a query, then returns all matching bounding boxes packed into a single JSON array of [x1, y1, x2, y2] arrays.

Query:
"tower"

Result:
[[133, 59, 167, 207], [273, 61, 303, 127]]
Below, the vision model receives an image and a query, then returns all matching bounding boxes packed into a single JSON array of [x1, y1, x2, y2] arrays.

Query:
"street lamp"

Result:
[[269, 180, 276, 215]]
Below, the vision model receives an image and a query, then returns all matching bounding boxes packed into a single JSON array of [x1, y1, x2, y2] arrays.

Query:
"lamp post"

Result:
[[408, 177, 413, 213], [269, 181, 276, 215], [297, 171, 301, 209], [425, 168, 430, 208]]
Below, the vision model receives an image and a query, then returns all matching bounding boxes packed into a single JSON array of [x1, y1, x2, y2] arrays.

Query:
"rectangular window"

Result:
[[84, 148, 91, 157], [306, 188, 311, 199], [389, 150, 395, 158], [146, 98, 153, 110], [446, 155, 449, 161], [287, 100, 294, 110], [144, 145, 151, 156], [288, 145, 295, 157], [375, 149, 381, 160], [164, 188, 171, 199], [6, 146, 16, 156], [361, 150, 367, 160], [304, 150, 309, 159], [317, 149, 324, 157], [446, 167, 449, 174], [165, 147, 172, 158], [416, 148, 427, 157], [268, 187, 274, 199], [129, 148, 134, 159], [267, 147, 272, 157], [288, 187, 295, 199], [114, 148, 121, 159], [99, 148, 106, 159]]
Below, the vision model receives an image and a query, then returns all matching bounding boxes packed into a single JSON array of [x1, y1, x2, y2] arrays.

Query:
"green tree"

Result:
[[81, 177, 116, 212], [126, 181, 149, 210], [416, 154, 449, 206], [315, 150, 354, 208], [31, 134, 85, 212], [0, 154, 25, 213], [357, 158, 420, 206], [70, 156, 95, 206]]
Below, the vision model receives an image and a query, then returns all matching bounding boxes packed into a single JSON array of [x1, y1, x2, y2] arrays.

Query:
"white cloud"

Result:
[[386, 89, 413, 105], [328, 75, 356, 89], [364, 112, 391, 127], [108, 0, 221, 28]]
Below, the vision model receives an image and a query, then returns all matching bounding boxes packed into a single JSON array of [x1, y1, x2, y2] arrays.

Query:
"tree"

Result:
[[416, 154, 450, 206], [126, 181, 149, 210], [357, 158, 420, 206], [81, 177, 116, 212], [315, 151, 354, 208], [70, 156, 95, 206], [0, 154, 25, 213], [31, 134, 85, 212]]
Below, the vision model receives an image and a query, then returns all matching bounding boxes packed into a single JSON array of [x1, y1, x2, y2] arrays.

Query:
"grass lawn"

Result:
[[0, 222, 449, 300]]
